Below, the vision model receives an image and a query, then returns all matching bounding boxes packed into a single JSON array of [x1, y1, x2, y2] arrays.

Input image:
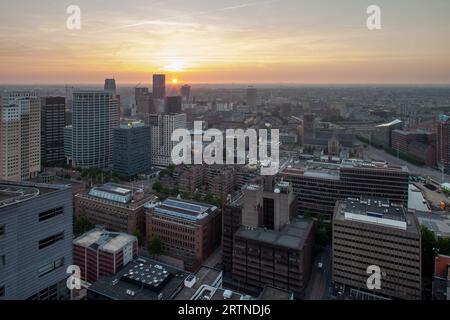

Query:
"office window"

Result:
[[0, 286, 5, 297], [0, 225, 4, 236], [38, 232, 64, 250], [38, 258, 65, 278], [38, 207, 64, 222], [0, 255, 5, 268]]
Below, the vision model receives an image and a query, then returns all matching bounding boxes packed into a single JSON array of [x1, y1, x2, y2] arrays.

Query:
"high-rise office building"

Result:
[[332, 196, 421, 300], [436, 115, 450, 172], [71, 91, 119, 169], [104, 78, 117, 95], [113, 121, 151, 177], [280, 159, 409, 219], [223, 178, 313, 299], [0, 181, 73, 300], [40, 97, 66, 166], [246, 87, 257, 109], [152, 74, 166, 100], [165, 96, 182, 114], [147, 113, 187, 167], [0, 91, 41, 181], [135, 87, 155, 119], [181, 84, 191, 101]]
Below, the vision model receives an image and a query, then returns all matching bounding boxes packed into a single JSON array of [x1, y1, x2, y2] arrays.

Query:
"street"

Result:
[[364, 145, 450, 183], [305, 246, 332, 300]]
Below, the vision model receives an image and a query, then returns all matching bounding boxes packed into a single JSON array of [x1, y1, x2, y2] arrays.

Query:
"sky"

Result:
[[1, 0, 450, 85]]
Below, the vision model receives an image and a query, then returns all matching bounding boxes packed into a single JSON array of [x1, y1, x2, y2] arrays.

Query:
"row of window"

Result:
[[38, 232, 64, 250], [38, 258, 65, 278]]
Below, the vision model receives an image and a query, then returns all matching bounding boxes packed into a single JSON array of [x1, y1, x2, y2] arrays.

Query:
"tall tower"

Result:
[[436, 114, 450, 173], [71, 91, 119, 169], [246, 87, 257, 109], [152, 74, 166, 100], [0, 91, 41, 181], [104, 78, 117, 95], [147, 113, 186, 166], [41, 97, 66, 166]]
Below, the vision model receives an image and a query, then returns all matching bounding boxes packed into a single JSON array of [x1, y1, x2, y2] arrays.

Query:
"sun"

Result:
[[172, 78, 178, 84]]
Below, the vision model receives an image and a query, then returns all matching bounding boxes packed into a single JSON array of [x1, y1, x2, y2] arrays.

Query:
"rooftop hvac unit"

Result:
[[223, 290, 233, 299]]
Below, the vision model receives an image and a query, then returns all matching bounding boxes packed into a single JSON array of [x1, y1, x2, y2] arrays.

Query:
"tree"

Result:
[[133, 229, 144, 246], [148, 236, 163, 256], [73, 215, 94, 237], [315, 213, 331, 247], [153, 180, 163, 193]]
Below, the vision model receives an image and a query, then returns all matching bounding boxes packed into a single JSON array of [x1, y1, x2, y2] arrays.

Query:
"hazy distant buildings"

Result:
[[104, 78, 117, 95], [371, 119, 403, 148], [391, 129, 436, 166], [113, 121, 151, 177], [0, 92, 41, 181], [165, 96, 182, 114], [152, 74, 166, 100], [181, 84, 191, 101], [0, 181, 73, 299], [71, 91, 119, 169], [135, 87, 155, 120], [147, 113, 187, 167], [332, 196, 421, 300], [246, 87, 257, 109], [40, 97, 66, 166]]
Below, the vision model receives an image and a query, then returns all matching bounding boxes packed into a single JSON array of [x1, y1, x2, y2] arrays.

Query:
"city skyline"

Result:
[[1, 0, 450, 85]]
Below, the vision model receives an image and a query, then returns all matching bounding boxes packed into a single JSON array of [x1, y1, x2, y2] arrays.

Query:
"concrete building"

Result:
[[113, 121, 151, 177], [145, 198, 222, 271], [147, 113, 187, 167], [75, 183, 157, 234], [40, 97, 66, 166], [246, 87, 257, 109], [332, 196, 422, 300], [152, 74, 166, 100], [280, 159, 409, 219], [181, 84, 191, 102], [135, 87, 155, 120], [63, 125, 73, 165], [0, 181, 73, 300], [371, 119, 403, 148], [104, 79, 116, 95], [223, 178, 313, 299], [0, 91, 41, 181], [73, 228, 138, 283], [391, 129, 436, 166], [165, 96, 182, 114], [71, 91, 119, 169]]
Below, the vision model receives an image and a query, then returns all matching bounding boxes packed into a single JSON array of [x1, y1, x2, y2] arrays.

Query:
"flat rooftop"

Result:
[[151, 198, 218, 222], [73, 229, 136, 254], [175, 266, 222, 300], [282, 159, 408, 177], [0, 181, 68, 209], [88, 257, 190, 300], [335, 197, 417, 231], [235, 218, 313, 250]]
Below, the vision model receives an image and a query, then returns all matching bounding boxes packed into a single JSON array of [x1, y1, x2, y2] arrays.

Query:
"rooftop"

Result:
[[73, 229, 137, 254], [174, 266, 222, 300], [0, 180, 68, 209], [149, 197, 218, 222], [335, 197, 417, 231], [235, 218, 313, 250], [88, 256, 190, 300]]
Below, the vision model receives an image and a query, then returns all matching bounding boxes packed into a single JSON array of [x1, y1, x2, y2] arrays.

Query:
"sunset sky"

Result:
[[1, 0, 450, 84]]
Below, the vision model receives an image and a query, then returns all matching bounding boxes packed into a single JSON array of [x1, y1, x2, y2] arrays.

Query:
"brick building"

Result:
[[145, 198, 221, 271], [73, 229, 138, 283]]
